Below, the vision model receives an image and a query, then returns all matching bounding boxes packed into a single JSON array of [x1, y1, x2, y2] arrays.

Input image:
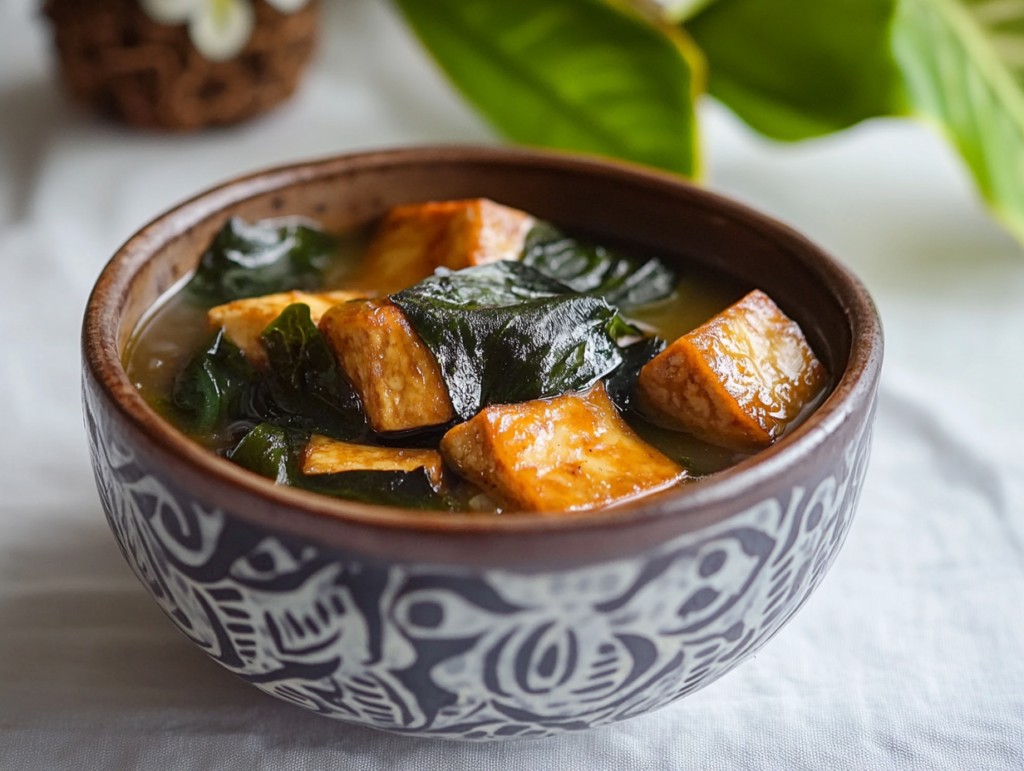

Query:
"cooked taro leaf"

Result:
[[185, 217, 337, 304], [259, 303, 366, 441], [229, 423, 450, 510], [301, 469, 452, 511], [606, 336, 666, 414], [522, 222, 677, 308], [391, 261, 626, 419], [229, 423, 305, 484], [371, 423, 452, 450], [172, 329, 260, 438], [403, 258, 573, 308], [170, 305, 365, 446]]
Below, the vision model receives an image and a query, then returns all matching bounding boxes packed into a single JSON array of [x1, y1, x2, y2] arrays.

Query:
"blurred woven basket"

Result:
[[43, 0, 317, 130]]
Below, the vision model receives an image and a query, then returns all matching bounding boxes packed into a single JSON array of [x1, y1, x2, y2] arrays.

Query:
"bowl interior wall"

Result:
[[116, 158, 851, 380]]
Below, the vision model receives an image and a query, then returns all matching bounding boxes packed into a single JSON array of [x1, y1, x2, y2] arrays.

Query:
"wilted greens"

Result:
[[185, 217, 338, 304], [230, 423, 451, 509], [391, 261, 633, 418], [229, 422, 302, 484], [605, 336, 667, 414], [170, 304, 366, 449], [171, 329, 259, 440], [522, 223, 677, 308], [259, 304, 366, 440]]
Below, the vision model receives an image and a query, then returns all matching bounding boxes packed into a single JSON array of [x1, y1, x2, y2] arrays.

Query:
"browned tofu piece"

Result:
[[207, 290, 366, 368], [352, 198, 535, 295], [302, 434, 446, 489], [439, 383, 686, 513], [318, 299, 454, 433], [637, 289, 827, 451]]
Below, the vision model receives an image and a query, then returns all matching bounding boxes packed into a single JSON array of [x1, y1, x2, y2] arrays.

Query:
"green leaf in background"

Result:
[[686, 0, 907, 140], [392, 0, 703, 175], [185, 217, 337, 305], [893, 0, 1024, 244]]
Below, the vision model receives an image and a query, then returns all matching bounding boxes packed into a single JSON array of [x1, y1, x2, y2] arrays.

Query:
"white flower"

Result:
[[139, 0, 309, 62], [262, 0, 308, 12]]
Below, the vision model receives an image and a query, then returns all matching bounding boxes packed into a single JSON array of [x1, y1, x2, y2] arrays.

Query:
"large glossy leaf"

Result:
[[391, 262, 626, 419], [392, 0, 702, 175], [185, 217, 337, 304], [686, 0, 906, 140], [892, 0, 1024, 243]]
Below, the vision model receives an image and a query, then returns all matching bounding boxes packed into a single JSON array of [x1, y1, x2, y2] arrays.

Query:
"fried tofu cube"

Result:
[[318, 299, 454, 433], [637, 289, 827, 450], [352, 199, 536, 295], [439, 383, 686, 513], [302, 434, 446, 489], [207, 290, 366, 368]]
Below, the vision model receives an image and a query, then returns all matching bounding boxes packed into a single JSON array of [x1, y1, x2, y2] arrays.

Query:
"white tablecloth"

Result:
[[1, 0, 1022, 767]]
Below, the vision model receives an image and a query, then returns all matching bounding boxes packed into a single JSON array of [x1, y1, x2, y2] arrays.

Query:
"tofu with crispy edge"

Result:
[[637, 289, 827, 451], [439, 383, 686, 513], [352, 198, 536, 295], [318, 299, 454, 433], [302, 434, 446, 489], [206, 290, 366, 368]]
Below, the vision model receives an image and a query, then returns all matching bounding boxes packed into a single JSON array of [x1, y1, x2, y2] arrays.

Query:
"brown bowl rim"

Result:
[[82, 145, 882, 565]]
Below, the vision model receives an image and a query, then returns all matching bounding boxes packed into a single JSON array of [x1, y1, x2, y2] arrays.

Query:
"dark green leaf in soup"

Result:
[[401, 257, 574, 307], [171, 329, 260, 440], [301, 469, 451, 511], [185, 217, 337, 304], [391, 261, 626, 419], [229, 423, 306, 484], [521, 222, 677, 308], [606, 336, 666, 414], [259, 303, 366, 441], [230, 423, 450, 510]]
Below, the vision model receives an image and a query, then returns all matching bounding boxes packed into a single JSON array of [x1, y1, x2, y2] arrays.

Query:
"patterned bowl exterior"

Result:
[[84, 373, 874, 740], [82, 147, 882, 740]]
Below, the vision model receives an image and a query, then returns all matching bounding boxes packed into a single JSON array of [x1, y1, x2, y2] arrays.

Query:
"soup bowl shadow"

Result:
[[82, 146, 882, 741]]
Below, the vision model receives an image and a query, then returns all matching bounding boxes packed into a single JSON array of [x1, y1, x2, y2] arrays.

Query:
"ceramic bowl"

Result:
[[82, 146, 882, 741]]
